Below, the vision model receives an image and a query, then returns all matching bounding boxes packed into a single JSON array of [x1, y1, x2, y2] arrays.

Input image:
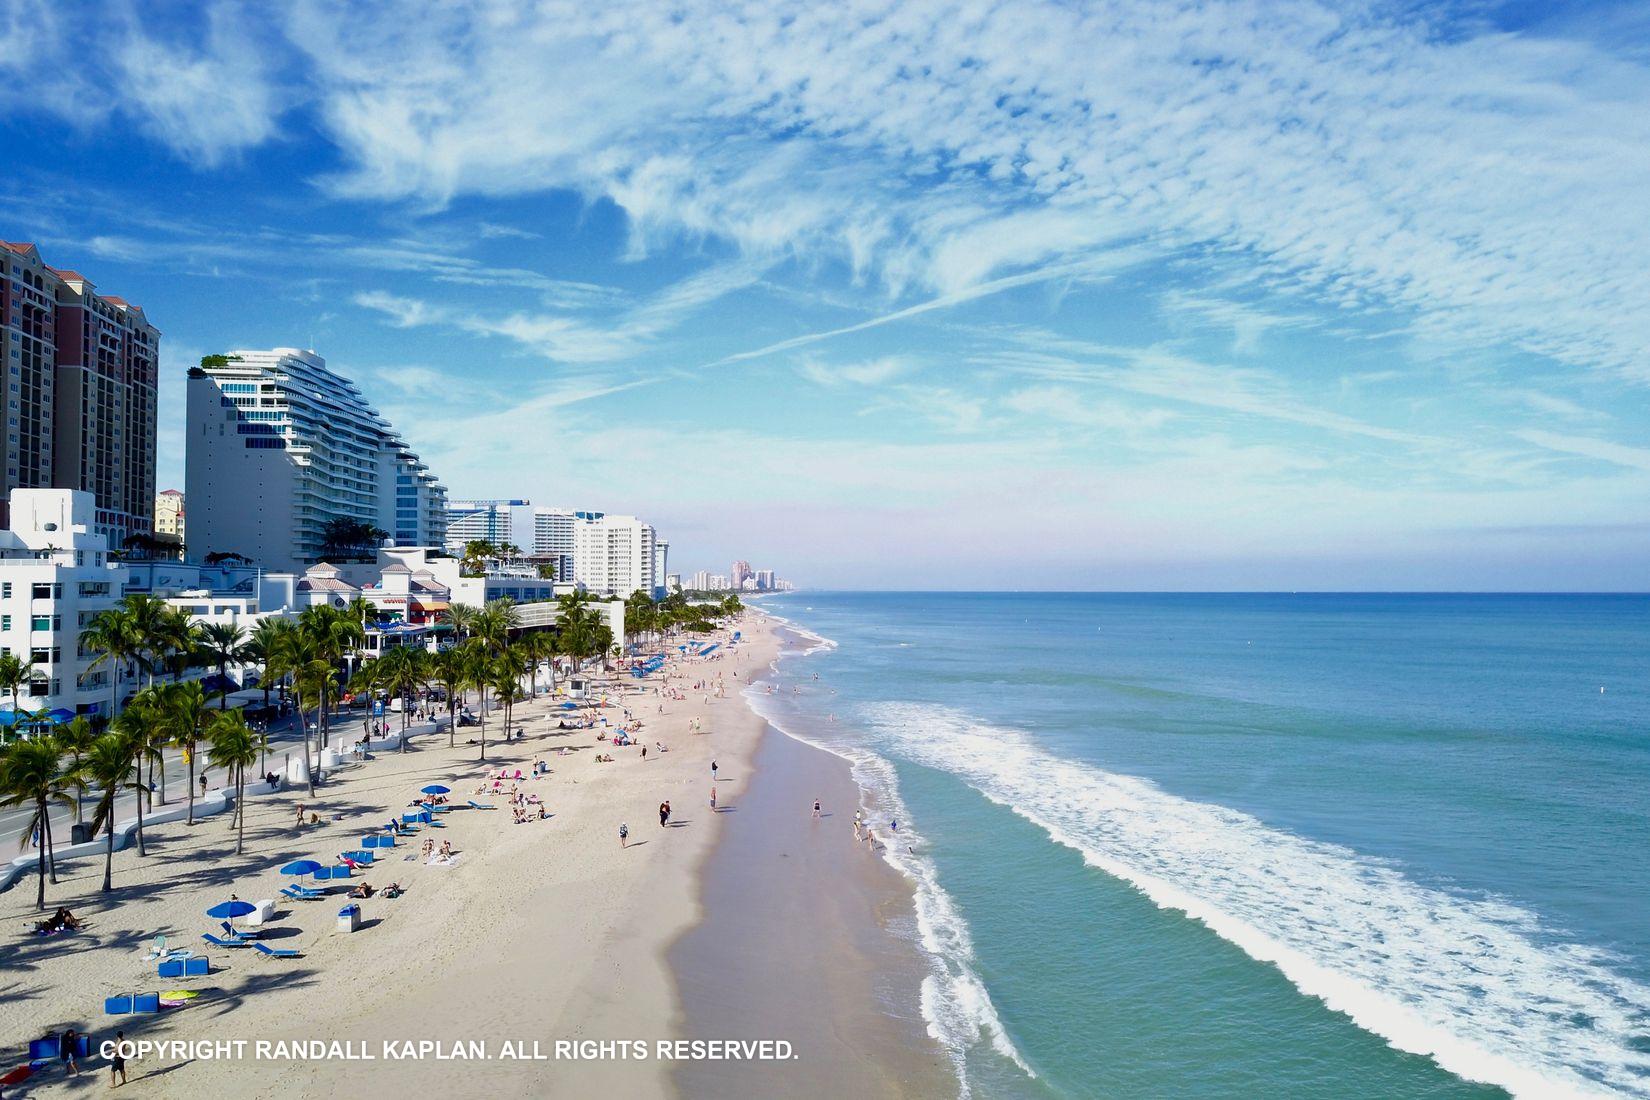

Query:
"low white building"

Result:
[[0, 489, 125, 725]]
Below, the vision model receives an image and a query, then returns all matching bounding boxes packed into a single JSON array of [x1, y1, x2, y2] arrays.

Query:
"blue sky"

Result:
[[2, 0, 1646, 589]]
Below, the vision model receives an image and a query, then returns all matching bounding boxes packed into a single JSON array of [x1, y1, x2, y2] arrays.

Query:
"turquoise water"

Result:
[[744, 593, 1650, 1099]]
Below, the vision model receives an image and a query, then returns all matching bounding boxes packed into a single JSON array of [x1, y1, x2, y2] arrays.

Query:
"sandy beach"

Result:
[[2, 614, 951, 1098]]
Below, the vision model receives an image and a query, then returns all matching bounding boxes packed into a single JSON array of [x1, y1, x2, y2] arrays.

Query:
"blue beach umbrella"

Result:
[[280, 859, 324, 883], [420, 784, 450, 796], [46, 708, 76, 723], [559, 702, 578, 710], [205, 900, 256, 919]]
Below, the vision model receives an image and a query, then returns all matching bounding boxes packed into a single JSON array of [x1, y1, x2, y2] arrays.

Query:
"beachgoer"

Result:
[[295, 803, 306, 827], [60, 1027, 78, 1076], [109, 1029, 127, 1086], [619, 823, 630, 848], [199, 773, 208, 796], [813, 799, 822, 818], [659, 802, 668, 827], [711, 759, 718, 781], [864, 829, 875, 850], [710, 786, 717, 810]]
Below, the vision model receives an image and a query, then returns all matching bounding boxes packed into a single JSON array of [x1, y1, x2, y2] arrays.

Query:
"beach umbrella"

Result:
[[280, 859, 324, 884], [420, 784, 450, 795], [206, 899, 256, 933], [205, 900, 255, 919], [45, 708, 76, 723]]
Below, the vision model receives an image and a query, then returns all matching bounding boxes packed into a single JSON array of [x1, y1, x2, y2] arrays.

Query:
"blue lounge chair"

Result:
[[186, 955, 210, 976], [133, 993, 160, 1013], [252, 942, 301, 958], [281, 885, 322, 901], [220, 920, 260, 940], [468, 800, 496, 810], [202, 933, 251, 948], [343, 850, 375, 864], [104, 994, 134, 1015], [158, 958, 184, 978]]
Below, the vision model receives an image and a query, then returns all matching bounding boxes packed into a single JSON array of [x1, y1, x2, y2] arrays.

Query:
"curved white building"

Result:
[[185, 349, 446, 570]]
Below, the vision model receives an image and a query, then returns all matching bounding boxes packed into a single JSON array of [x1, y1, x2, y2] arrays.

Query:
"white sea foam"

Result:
[[863, 701, 1650, 1100], [744, 632, 1031, 1097]]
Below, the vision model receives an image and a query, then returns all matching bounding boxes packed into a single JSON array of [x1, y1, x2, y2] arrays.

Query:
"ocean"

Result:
[[742, 593, 1650, 1099]]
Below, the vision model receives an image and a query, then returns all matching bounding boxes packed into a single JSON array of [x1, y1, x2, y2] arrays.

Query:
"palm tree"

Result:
[[198, 622, 248, 709], [79, 730, 142, 892], [0, 651, 38, 744], [459, 639, 491, 755], [80, 607, 138, 720], [299, 605, 364, 749], [207, 710, 260, 854], [160, 681, 211, 825], [244, 617, 291, 713], [484, 648, 526, 762], [442, 602, 480, 644], [109, 702, 155, 857], [430, 647, 465, 748], [156, 607, 201, 682], [521, 630, 556, 697], [56, 716, 96, 825], [0, 737, 72, 908], [268, 629, 326, 797]]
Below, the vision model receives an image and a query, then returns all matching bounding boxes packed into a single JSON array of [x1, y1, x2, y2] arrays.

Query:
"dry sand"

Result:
[[2, 614, 951, 1098]]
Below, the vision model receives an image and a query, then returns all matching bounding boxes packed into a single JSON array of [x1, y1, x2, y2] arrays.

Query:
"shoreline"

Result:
[[668, 624, 954, 1098], [1, 613, 950, 1098]]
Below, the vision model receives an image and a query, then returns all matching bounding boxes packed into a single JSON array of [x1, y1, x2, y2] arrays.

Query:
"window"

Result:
[[29, 680, 48, 697], [31, 583, 60, 599], [1, 615, 9, 630], [1, 582, 10, 598], [31, 615, 59, 631]]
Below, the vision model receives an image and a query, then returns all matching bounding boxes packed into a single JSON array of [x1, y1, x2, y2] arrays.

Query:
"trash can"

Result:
[[337, 903, 361, 933], [70, 822, 95, 845]]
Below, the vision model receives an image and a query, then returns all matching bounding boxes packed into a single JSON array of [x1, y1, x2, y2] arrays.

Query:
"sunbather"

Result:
[[351, 882, 376, 899]]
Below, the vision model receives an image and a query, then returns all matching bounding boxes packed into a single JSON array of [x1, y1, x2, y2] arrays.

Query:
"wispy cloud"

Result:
[[355, 260, 764, 363]]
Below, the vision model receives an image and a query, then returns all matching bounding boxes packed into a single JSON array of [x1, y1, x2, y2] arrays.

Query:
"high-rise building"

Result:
[[572, 513, 659, 597], [0, 242, 159, 545], [730, 559, 752, 589], [530, 507, 578, 582], [755, 569, 775, 590], [185, 349, 447, 571], [691, 570, 710, 591], [154, 489, 185, 540], [445, 499, 530, 554]]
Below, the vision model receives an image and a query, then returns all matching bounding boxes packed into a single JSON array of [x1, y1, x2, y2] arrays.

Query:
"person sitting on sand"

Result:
[[438, 841, 453, 860], [422, 838, 434, 860], [383, 882, 403, 898], [537, 805, 547, 820], [351, 882, 375, 899]]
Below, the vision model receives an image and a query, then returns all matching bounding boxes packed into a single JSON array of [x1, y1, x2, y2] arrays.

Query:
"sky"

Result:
[[1, 0, 1646, 590]]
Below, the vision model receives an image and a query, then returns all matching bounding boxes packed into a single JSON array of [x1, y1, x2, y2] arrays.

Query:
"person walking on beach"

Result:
[[295, 803, 306, 828], [710, 786, 717, 810], [619, 822, 630, 848], [659, 802, 669, 827], [199, 772, 209, 798], [109, 1029, 127, 1086], [864, 829, 875, 851], [59, 1028, 78, 1076], [813, 799, 822, 818], [710, 759, 718, 781]]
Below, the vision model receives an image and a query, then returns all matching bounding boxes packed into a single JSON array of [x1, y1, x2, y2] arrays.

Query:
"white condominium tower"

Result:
[[531, 507, 578, 583], [571, 512, 661, 597], [185, 349, 447, 571]]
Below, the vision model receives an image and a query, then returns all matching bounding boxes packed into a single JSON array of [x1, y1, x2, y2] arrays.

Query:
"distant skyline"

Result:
[[3, 0, 1647, 590]]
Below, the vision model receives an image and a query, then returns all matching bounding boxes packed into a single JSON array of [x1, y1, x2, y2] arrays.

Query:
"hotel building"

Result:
[[0, 489, 125, 723], [154, 488, 184, 540], [0, 242, 159, 545], [185, 349, 447, 571], [571, 512, 662, 597]]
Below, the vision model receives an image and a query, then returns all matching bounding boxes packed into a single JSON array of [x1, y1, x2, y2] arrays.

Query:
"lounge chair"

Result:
[[220, 920, 260, 940], [252, 942, 302, 959], [468, 800, 496, 810], [281, 885, 322, 901], [202, 933, 251, 948], [158, 955, 210, 978]]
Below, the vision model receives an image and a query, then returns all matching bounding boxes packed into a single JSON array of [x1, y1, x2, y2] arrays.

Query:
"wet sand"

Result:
[[670, 724, 953, 1097]]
